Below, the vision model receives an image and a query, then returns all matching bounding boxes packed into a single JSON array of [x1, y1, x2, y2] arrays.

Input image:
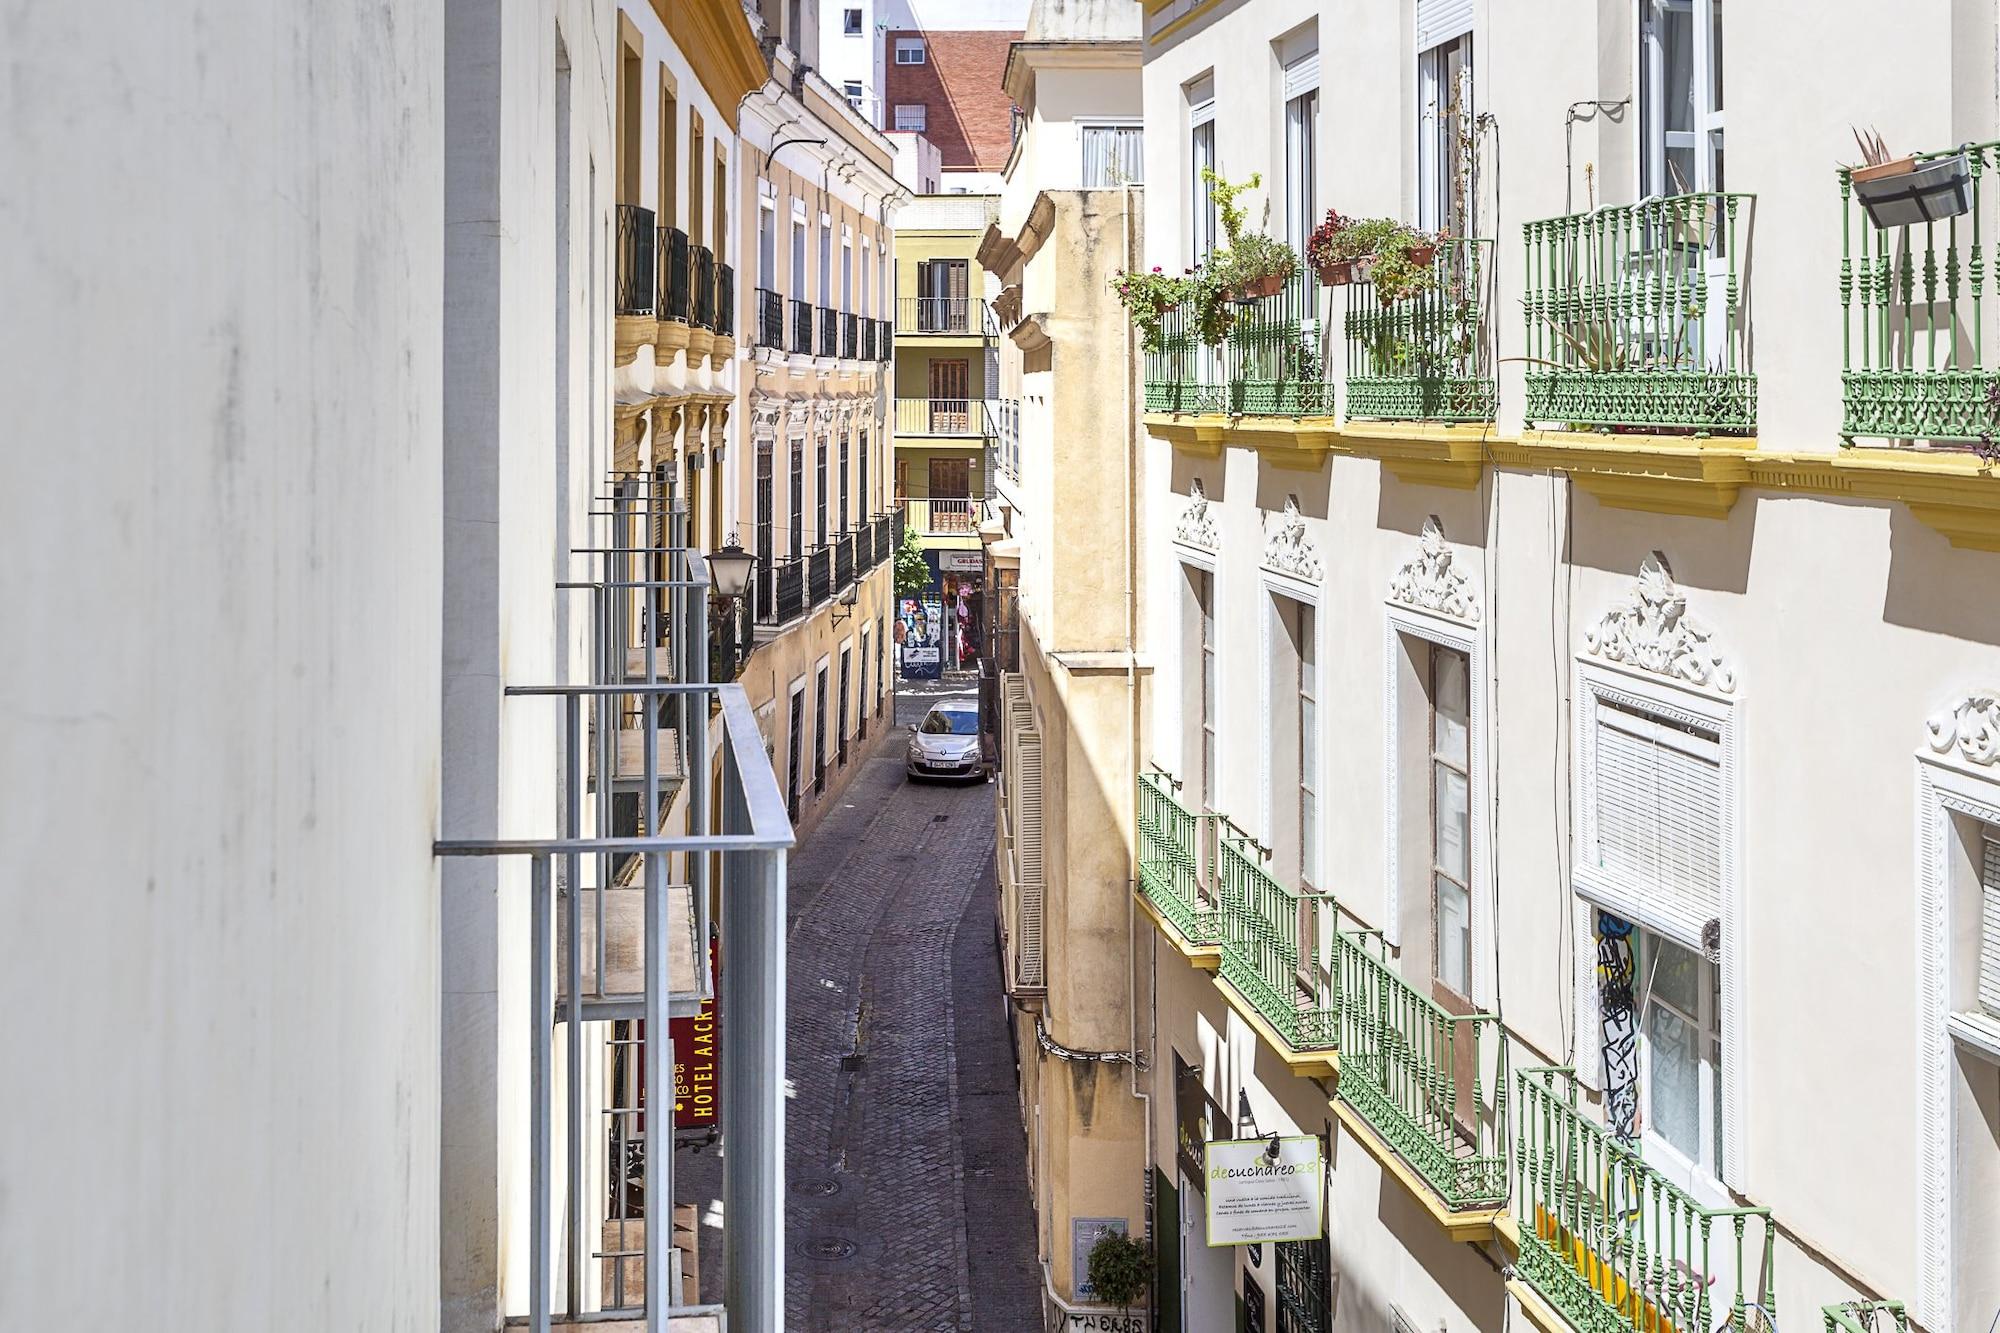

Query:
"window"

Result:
[[858, 630, 871, 739], [1430, 646, 1471, 997], [839, 434, 851, 533], [1193, 568, 1215, 807], [659, 82, 679, 228], [1641, 0, 1724, 198], [1081, 124, 1144, 187], [844, 7, 862, 34], [786, 684, 806, 818], [1297, 604, 1318, 888], [818, 220, 831, 305], [895, 38, 926, 64], [1283, 86, 1319, 258], [787, 0, 802, 50], [1591, 700, 1723, 930], [791, 213, 807, 299], [842, 234, 853, 310], [875, 620, 886, 715], [843, 79, 864, 111], [1187, 79, 1217, 264], [917, 258, 968, 332], [1639, 929, 1723, 1176], [788, 439, 804, 555], [1418, 33, 1472, 234], [816, 437, 829, 544], [757, 200, 776, 289], [894, 103, 926, 132], [814, 665, 830, 789], [713, 154, 727, 258], [838, 650, 852, 765], [858, 429, 869, 518], [1980, 828, 2000, 1019]]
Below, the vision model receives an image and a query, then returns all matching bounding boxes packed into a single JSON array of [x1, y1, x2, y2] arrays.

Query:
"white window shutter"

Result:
[[1981, 835, 2000, 1017], [1590, 702, 1722, 946], [1282, 50, 1319, 99], [1014, 730, 1046, 989], [1415, 0, 1474, 51]]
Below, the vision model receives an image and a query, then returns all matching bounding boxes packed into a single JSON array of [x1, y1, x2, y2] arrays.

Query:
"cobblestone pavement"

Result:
[[685, 680, 1042, 1331]]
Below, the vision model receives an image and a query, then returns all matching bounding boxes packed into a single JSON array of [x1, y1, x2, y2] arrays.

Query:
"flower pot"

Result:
[[1316, 259, 1355, 287], [1854, 151, 1972, 229], [1353, 256, 1376, 284], [1666, 197, 1716, 249], [1405, 243, 1437, 268], [1235, 272, 1285, 301]]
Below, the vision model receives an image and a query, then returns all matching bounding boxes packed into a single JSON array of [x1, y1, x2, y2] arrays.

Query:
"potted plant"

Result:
[[1199, 168, 1300, 301], [1307, 208, 1355, 284], [1367, 239, 1438, 305], [1849, 125, 1971, 229], [1190, 265, 1236, 345], [1086, 1229, 1152, 1311], [1110, 266, 1196, 352]]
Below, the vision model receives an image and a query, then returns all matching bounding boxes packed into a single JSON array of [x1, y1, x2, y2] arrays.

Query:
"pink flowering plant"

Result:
[[1111, 265, 1197, 352]]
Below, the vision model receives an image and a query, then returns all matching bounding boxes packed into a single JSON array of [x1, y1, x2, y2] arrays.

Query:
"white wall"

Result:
[[0, 2, 446, 1328]]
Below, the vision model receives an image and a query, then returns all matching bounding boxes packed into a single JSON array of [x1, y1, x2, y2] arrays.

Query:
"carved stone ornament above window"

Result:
[[1926, 696, 2000, 766], [1262, 495, 1323, 582], [1175, 479, 1218, 551], [1387, 515, 1479, 623], [1583, 551, 1736, 693]]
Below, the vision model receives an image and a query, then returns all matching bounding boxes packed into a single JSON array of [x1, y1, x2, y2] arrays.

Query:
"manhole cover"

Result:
[[804, 1236, 857, 1261], [793, 1177, 841, 1198]]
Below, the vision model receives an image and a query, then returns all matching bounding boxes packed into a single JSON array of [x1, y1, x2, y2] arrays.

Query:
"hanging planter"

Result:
[[1852, 150, 1972, 229], [1405, 241, 1438, 268], [1233, 272, 1285, 302], [1315, 258, 1355, 286]]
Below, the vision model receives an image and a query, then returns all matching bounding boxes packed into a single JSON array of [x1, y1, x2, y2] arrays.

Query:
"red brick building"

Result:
[[881, 29, 1021, 173]]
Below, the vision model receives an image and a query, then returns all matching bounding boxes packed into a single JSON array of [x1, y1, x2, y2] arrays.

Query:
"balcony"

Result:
[[896, 295, 997, 339], [1144, 275, 1331, 417], [893, 396, 994, 438], [1825, 1304, 1909, 1333], [660, 226, 691, 323], [1521, 192, 1755, 434], [842, 312, 860, 359], [616, 204, 657, 316], [1343, 237, 1497, 423], [690, 246, 716, 330], [1514, 1066, 1776, 1333], [1135, 770, 1224, 949], [860, 318, 877, 361], [714, 263, 734, 339], [791, 298, 814, 356], [817, 306, 838, 358], [876, 317, 893, 361], [755, 288, 785, 350], [1841, 140, 2000, 447], [898, 495, 977, 536]]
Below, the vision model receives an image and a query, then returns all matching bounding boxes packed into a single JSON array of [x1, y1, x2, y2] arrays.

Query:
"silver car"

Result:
[[905, 702, 983, 781]]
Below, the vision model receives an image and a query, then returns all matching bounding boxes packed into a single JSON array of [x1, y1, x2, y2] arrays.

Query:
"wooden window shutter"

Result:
[[1981, 834, 2000, 1017]]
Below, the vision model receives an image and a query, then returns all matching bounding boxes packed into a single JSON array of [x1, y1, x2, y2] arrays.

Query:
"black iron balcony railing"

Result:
[[834, 532, 855, 589], [873, 511, 894, 560], [859, 319, 876, 361], [715, 264, 735, 338], [772, 557, 804, 624], [877, 318, 893, 361], [842, 313, 860, 359], [791, 298, 814, 356], [660, 226, 691, 322], [818, 307, 838, 358], [692, 244, 716, 330], [892, 507, 907, 546], [807, 546, 832, 606], [616, 204, 657, 316], [755, 288, 785, 349]]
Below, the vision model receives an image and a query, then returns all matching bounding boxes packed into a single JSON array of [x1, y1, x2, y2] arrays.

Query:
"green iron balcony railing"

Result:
[[1841, 140, 2000, 447], [1515, 1066, 1777, 1333], [1344, 237, 1497, 423], [1144, 273, 1331, 418], [1215, 832, 1337, 1051], [1522, 192, 1756, 434], [1332, 930, 1507, 1208], [1135, 769, 1223, 946], [1824, 1302, 1907, 1333]]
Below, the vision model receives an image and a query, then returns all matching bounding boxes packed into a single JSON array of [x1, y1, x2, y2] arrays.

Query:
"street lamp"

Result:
[[707, 539, 755, 600]]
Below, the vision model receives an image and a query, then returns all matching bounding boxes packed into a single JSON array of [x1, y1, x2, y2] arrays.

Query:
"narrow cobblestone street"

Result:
[[689, 680, 1042, 1330]]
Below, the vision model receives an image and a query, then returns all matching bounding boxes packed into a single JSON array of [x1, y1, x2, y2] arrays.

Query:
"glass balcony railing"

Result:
[[1144, 273, 1331, 417], [1343, 237, 1497, 424], [1514, 1066, 1776, 1333], [1521, 192, 1756, 433], [1841, 139, 2000, 447]]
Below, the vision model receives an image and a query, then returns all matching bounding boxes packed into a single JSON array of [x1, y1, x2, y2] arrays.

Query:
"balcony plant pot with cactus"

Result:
[[1848, 126, 1971, 229]]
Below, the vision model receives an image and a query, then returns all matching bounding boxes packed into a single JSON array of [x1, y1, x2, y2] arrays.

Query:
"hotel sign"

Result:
[[672, 939, 719, 1129]]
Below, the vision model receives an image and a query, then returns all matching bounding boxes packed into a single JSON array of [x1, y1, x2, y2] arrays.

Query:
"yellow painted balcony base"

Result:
[[1210, 973, 1337, 1081], [1328, 1097, 1505, 1243], [1134, 890, 1220, 973]]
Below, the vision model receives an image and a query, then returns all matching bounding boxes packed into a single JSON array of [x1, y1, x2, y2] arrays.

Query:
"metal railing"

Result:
[[893, 396, 994, 437], [1215, 833, 1335, 1051], [755, 288, 785, 349], [1333, 932, 1507, 1207], [771, 556, 804, 624], [1824, 1302, 1907, 1333], [437, 468, 795, 1333], [660, 226, 691, 322], [842, 312, 860, 359], [818, 306, 838, 357], [1344, 237, 1497, 423], [897, 294, 996, 337], [1521, 191, 1756, 433], [898, 495, 977, 536], [1840, 139, 2000, 445], [1514, 1066, 1776, 1333], [876, 317, 893, 360], [691, 246, 715, 329], [833, 531, 855, 588], [616, 204, 657, 316], [860, 318, 876, 361], [715, 263, 735, 338], [1135, 770, 1224, 945], [791, 298, 814, 355], [1144, 272, 1332, 417], [806, 545, 831, 605]]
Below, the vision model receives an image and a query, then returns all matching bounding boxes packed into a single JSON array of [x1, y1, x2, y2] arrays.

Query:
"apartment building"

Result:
[[734, 3, 904, 832], [980, 2, 1150, 1321], [5, 4, 796, 1333], [892, 193, 1005, 680], [819, 0, 1030, 153], [1124, 2, 2000, 1332]]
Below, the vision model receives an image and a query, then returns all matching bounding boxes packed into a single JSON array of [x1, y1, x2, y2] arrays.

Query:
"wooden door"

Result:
[[928, 359, 969, 433]]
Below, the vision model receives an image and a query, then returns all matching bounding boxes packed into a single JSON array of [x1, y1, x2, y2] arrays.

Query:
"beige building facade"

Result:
[[1111, 0, 2000, 1331]]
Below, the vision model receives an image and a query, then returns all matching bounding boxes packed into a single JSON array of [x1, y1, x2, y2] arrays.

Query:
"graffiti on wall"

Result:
[[1596, 910, 1639, 1144]]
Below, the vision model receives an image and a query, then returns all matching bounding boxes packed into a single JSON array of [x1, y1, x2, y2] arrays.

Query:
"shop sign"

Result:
[[671, 938, 718, 1129], [939, 549, 984, 572], [1204, 1136, 1324, 1246], [1058, 1313, 1145, 1332], [1175, 1056, 1225, 1188]]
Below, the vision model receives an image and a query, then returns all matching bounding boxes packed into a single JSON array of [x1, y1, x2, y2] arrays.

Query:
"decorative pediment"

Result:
[[1584, 552, 1735, 693], [1388, 515, 1479, 623], [1262, 495, 1322, 583], [1927, 696, 2000, 766], [1174, 479, 1218, 551]]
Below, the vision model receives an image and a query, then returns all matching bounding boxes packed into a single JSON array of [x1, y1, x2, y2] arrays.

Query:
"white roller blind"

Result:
[[1416, 0, 1474, 50], [1590, 701, 1722, 943], [1981, 834, 2000, 1017], [1282, 50, 1319, 99]]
